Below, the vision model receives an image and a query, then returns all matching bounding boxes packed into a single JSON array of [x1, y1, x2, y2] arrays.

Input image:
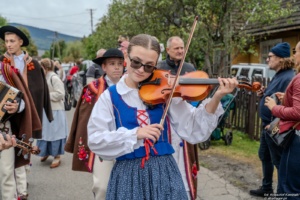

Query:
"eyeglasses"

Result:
[[293, 48, 298, 55], [128, 56, 156, 73]]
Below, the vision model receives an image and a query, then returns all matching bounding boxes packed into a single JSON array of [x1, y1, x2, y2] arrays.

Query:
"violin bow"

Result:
[[160, 16, 199, 126]]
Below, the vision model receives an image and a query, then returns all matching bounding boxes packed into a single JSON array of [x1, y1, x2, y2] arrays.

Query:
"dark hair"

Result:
[[128, 34, 161, 62]]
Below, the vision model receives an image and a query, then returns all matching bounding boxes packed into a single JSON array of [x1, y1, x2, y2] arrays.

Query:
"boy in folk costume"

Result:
[[65, 48, 124, 199], [0, 61, 42, 200], [0, 25, 53, 200]]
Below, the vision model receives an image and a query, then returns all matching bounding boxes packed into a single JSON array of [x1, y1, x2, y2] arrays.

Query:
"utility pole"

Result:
[[87, 9, 96, 34], [51, 31, 60, 59]]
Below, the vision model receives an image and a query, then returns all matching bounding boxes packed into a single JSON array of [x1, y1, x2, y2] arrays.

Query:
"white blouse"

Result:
[[87, 75, 224, 160]]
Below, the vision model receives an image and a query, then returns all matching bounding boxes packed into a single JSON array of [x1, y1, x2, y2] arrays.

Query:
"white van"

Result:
[[230, 63, 276, 82]]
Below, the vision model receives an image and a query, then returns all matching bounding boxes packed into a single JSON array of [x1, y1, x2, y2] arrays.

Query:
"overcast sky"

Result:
[[0, 0, 111, 38]]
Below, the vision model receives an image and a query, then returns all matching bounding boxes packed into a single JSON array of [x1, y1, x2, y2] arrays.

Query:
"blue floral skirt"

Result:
[[106, 155, 188, 200]]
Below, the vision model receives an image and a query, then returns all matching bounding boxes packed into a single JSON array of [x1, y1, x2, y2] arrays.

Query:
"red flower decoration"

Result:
[[85, 97, 91, 103], [11, 66, 19, 74], [77, 137, 89, 161], [192, 163, 198, 179], [3, 57, 35, 71], [27, 62, 35, 71]]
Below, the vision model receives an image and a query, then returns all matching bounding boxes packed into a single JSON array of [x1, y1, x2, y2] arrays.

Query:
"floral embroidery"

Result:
[[81, 80, 99, 104], [77, 137, 89, 161], [3, 57, 35, 71], [192, 162, 198, 179], [27, 62, 35, 70]]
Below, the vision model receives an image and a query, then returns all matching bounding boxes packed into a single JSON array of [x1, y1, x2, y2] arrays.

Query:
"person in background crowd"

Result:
[[86, 49, 106, 84], [157, 36, 195, 74], [250, 42, 294, 197], [117, 35, 129, 48], [157, 36, 197, 199], [264, 41, 300, 198], [119, 41, 129, 68], [69, 61, 80, 76], [87, 34, 237, 200], [151, 36, 165, 61], [0, 25, 53, 200], [65, 48, 124, 199], [54, 60, 66, 82], [38, 58, 68, 168]]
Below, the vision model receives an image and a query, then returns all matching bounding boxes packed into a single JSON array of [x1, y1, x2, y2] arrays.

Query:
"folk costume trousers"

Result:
[[15, 166, 28, 197], [0, 122, 17, 200], [92, 156, 114, 200]]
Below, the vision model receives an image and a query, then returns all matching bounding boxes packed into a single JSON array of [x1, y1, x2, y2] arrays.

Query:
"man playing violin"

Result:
[[157, 36, 199, 199]]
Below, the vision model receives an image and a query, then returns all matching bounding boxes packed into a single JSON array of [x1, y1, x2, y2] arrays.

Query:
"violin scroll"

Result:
[[237, 81, 261, 92]]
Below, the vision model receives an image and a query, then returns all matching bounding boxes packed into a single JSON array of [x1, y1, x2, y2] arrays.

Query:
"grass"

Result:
[[199, 129, 278, 181], [208, 129, 260, 158]]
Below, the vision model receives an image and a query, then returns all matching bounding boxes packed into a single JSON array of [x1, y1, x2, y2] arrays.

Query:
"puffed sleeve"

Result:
[[168, 97, 224, 144]]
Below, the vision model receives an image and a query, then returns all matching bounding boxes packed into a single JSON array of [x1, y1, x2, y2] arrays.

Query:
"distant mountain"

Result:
[[9, 23, 81, 50]]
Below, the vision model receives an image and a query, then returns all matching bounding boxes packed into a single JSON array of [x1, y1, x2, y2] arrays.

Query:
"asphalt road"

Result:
[[27, 108, 94, 200]]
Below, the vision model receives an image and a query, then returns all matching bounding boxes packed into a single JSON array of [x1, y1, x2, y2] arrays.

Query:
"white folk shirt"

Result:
[[13, 53, 25, 74], [87, 74, 224, 193], [88, 74, 224, 160]]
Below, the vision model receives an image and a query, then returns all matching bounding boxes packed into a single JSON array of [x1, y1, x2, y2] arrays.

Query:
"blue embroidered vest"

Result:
[[108, 85, 174, 161]]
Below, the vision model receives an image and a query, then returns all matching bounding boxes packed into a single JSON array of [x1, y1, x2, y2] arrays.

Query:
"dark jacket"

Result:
[[65, 76, 108, 172], [1, 62, 42, 168], [1, 53, 53, 139], [259, 69, 294, 126], [157, 55, 195, 75]]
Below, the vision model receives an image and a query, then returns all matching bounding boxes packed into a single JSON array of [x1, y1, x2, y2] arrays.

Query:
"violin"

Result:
[[1, 132, 40, 158], [138, 69, 261, 106]]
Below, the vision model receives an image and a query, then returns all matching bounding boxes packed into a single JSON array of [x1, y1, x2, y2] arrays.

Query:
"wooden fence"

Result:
[[208, 76, 269, 140], [228, 90, 261, 140]]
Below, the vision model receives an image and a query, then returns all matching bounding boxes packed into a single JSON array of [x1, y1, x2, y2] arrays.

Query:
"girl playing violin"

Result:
[[87, 34, 238, 200]]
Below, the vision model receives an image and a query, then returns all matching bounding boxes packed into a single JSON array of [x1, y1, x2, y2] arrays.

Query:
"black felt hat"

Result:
[[0, 25, 29, 47], [92, 48, 124, 65]]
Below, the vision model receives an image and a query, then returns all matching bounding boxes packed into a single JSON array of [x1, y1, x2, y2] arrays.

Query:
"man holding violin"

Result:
[[157, 36, 198, 200]]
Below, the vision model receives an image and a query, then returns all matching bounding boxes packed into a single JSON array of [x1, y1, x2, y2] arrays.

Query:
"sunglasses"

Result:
[[129, 56, 156, 73]]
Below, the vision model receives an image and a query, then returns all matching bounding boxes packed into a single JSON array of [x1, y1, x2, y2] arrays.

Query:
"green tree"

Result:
[[18, 27, 38, 56], [0, 15, 8, 54], [63, 41, 83, 63], [49, 40, 67, 60], [85, 0, 296, 75]]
